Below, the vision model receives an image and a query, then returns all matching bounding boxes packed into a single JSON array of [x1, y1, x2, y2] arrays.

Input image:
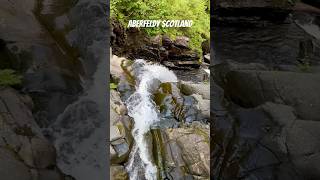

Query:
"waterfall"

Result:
[[125, 59, 177, 180], [47, 41, 108, 180]]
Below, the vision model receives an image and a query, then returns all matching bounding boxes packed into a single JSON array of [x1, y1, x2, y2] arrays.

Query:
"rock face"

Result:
[[111, 20, 205, 70], [0, 0, 110, 180], [212, 61, 320, 180], [0, 0, 83, 127], [110, 90, 133, 164], [136, 35, 202, 70], [1, 0, 108, 180], [0, 87, 70, 180], [156, 124, 210, 179], [214, 62, 320, 121], [227, 70, 320, 120], [212, 1, 320, 179], [110, 54, 210, 179], [109, 56, 132, 179], [110, 165, 128, 180]]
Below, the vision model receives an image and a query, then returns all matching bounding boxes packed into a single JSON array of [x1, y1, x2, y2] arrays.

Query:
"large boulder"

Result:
[[159, 124, 210, 179], [110, 53, 127, 82], [212, 101, 320, 180], [220, 70, 320, 121], [110, 165, 128, 180], [180, 81, 210, 100], [0, 87, 69, 180]]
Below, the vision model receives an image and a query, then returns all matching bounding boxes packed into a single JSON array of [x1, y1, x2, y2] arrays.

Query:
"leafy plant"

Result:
[[110, 83, 118, 90], [111, 0, 210, 53], [0, 69, 22, 87]]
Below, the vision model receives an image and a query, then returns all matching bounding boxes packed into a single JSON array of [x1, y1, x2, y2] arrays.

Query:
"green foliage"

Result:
[[111, 0, 210, 53], [110, 83, 118, 90], [0, 69, 22, 87]]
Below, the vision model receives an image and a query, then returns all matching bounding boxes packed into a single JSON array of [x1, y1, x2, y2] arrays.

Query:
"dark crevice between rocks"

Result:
[[33, 0, 84, 76]]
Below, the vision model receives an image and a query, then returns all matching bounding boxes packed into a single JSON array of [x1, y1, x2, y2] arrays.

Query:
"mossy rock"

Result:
[[110, 165, 129, 180]]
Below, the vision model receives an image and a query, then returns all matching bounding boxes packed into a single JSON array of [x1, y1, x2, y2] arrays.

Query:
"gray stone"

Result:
[[192, 94, 210, 119], [180, 81, 210, 100], [0, 148, 32, 180], [0, 87, 66, 179], [221, 70, 320, 121], [174, 36, 190, 49]]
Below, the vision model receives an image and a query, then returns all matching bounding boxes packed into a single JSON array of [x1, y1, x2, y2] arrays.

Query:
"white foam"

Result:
[[125, 59, 177, 180]]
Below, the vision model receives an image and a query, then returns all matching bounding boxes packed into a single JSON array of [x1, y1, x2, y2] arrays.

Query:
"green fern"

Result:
[[0, 69, 22, 87]]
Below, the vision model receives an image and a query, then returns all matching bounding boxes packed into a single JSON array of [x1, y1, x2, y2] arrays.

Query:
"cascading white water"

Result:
[[125, 59, 177, 180]]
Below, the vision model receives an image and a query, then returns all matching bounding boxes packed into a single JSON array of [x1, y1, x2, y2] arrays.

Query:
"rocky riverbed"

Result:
[[0, 0, 108, 179], [110, 13, 211, 179], [110, 50, 210, 179], [212, 1, 320, 179]]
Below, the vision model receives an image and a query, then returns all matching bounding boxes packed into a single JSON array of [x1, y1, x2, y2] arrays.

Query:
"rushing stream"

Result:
[[125, 59, 177, 180]]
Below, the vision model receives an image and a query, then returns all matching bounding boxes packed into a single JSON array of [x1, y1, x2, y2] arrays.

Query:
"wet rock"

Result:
[[212, 93, 320, 180], [162, 35, 173, 47], [0, 87, 68, 179], [111, 19, 126, 50], [212, 3, 320, 179], [0, 0, 84, 125], [0, 148, 32, 180], [110, 165, 129, 180], [134, 40, 200, 69], [168, 48, 199, 61], [153, 82, 203, 123], [203, 54, 210, 64], [111, 53, 127, 82], [162, 60, 201, 70], [37, 169, 69, 180], [160, 124, 210, 179], [201, 40, 210, 55], [35, 1, 109, 179], [110, 90, 133, 164], [174, 36, 190, 49], [213, 15, 320, 66], [137, 45, 162, 61], [219, 69, 320, 121], [180, 81, 210, 100], [192, 94, 210, 120], [150, 35, 162, 46]]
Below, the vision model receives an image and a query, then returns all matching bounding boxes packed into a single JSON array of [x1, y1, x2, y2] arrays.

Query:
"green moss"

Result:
[[111, 0, 210, 53], [110, 83, 118, 90], [154, 83, 172, 108], [0, 69, 22, 87], [193, 126, 209, 144], [159, 83, 172, 94], [154, 92, 167, 106], [13, 125, 35, 137], [120, 60, 136, 85], [151, 129, 167, 179]]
